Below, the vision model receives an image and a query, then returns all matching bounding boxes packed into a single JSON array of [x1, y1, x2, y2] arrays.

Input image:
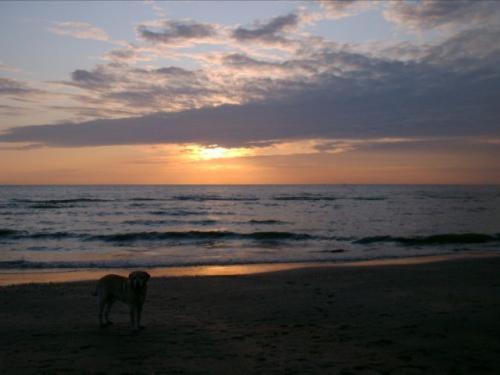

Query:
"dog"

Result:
[[92, 271, 150, 331]]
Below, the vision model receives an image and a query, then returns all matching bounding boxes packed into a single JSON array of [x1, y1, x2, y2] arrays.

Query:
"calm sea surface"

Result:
[[0, 185, 499, 270]]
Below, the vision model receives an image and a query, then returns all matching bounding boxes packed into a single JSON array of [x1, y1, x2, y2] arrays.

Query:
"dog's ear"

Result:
[[144, 272, 151, 281]]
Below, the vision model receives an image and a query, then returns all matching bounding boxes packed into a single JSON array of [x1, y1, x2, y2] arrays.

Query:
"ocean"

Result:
[[0, 185, 499, 270]]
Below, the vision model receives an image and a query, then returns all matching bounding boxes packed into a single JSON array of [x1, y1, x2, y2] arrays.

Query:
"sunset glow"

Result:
[[192, 145, 249, 161], [0, 1, 499, 184]]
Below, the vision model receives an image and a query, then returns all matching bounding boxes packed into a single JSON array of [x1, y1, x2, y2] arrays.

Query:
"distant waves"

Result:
[[2, 227, 498, 246], [1, 185, 498, 269]]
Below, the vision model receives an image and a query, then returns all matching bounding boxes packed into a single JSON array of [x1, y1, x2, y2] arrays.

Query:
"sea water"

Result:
[[0, 185, 499, 270]]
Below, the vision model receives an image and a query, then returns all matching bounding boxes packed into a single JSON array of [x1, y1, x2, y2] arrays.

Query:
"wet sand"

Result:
[[1, 256, 500, 374]]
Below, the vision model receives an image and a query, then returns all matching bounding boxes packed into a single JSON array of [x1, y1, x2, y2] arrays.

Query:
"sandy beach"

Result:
[[1, 256, 500, 374]]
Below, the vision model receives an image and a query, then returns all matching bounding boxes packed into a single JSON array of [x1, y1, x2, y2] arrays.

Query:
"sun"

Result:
[[200, 146, 228, 160], [191, 145, 249, 160]]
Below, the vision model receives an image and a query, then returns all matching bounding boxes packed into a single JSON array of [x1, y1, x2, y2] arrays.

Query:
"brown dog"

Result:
[[92, 271, 150, 331]]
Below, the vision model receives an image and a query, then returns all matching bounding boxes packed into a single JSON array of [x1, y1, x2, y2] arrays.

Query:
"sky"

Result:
[[0, 0, 499, 184]]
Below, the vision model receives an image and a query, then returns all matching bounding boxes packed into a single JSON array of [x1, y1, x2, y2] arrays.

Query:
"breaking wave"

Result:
[[92, 230, 315, 242], [355, 233, 500, 246]]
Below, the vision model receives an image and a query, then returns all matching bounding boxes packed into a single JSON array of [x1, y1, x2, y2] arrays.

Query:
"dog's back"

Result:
[[94, 274, 128, 300]]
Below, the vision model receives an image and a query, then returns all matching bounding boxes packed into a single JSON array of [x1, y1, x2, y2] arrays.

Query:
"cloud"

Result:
[[0, 77, 44, 99], [1, 45, 498, 148], [424, 26, 500, 67], [106, 48, 138, 61], [384, 0, 500, 30], [57, 62, 226, 115], [47, 21, 109, 41], [153, 66, 197, 77], [314, 0, 375, 20], [0, 104, 26, 117], [5, 7, 499, 150], [232, 13, 299, 41], [144, 0, 167, 18], [137, 19, 217, 45], [70, 68, 117, 89], [231, 13, 299, 45]]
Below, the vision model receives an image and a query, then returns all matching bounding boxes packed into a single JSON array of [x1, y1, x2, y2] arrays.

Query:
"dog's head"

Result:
[[129, 271, 151, 290]]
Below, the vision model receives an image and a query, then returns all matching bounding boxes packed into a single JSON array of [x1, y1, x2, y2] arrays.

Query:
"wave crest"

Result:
[[92, 230, 315, 242], [355, 233, 500, 246]]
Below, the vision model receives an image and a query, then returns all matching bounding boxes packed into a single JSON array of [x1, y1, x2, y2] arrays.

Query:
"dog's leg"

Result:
[[104, 299, 115, 325], [98, 297, 107, 328], [130, 305, 138, 331], [137, 303, 145, 329]]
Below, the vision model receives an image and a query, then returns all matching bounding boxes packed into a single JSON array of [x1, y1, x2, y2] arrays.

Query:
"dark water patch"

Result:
[[355, 233, 500, 246], [0, 260, 41, 269], [123, 219, 218, 226], [315, 249, 347, 254], [418, 193, 477, 201], [28, 232, 76, 239], [0, 229, 83, 240], [26, 246, 49, 251], [349, 197, 386, 201], [172, 195, 259, 202], [0, 229, 25, 238], [248, 219, 288, 225], [13, 198, 111, 204], [273, 196, 337, 201], [129, 203, 151, 207], [92, 230, 315, 243], [249, 232, 313, 240], [150, 209, 209, 216], [30, 204, 77, 209], [150, 209, 232, 216], [0, 260, 106, 269], [0, 211, 32, 216]]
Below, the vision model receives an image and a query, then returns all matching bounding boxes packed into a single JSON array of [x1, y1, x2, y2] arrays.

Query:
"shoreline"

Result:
[[1, 251, 498, 286]]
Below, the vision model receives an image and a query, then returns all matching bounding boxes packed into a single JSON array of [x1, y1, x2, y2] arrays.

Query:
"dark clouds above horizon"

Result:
[[1, 0, 500, 149]]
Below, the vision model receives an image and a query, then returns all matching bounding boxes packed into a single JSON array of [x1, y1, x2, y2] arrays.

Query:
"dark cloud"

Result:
[[1, 68, 498, 147], [232, 13, 299, 44], [153, 66, 197, 78], [107, 49, 137, 61], [384, 0, 500, 30], [137, 20, 216, 44], [70, 67, 117, 89], [423, 26, 500, 67], [0, 77, 42, 97], [59, 63, 218, 114], [222, 53, 317, 76], [222, 53, 282, 69]]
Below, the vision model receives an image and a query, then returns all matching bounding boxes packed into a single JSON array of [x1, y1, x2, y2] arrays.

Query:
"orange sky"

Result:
[[1, 140, 498, 184]]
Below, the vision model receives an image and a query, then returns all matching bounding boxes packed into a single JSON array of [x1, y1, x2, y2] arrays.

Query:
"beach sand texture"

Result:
[[1, 257, 500, 374]]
